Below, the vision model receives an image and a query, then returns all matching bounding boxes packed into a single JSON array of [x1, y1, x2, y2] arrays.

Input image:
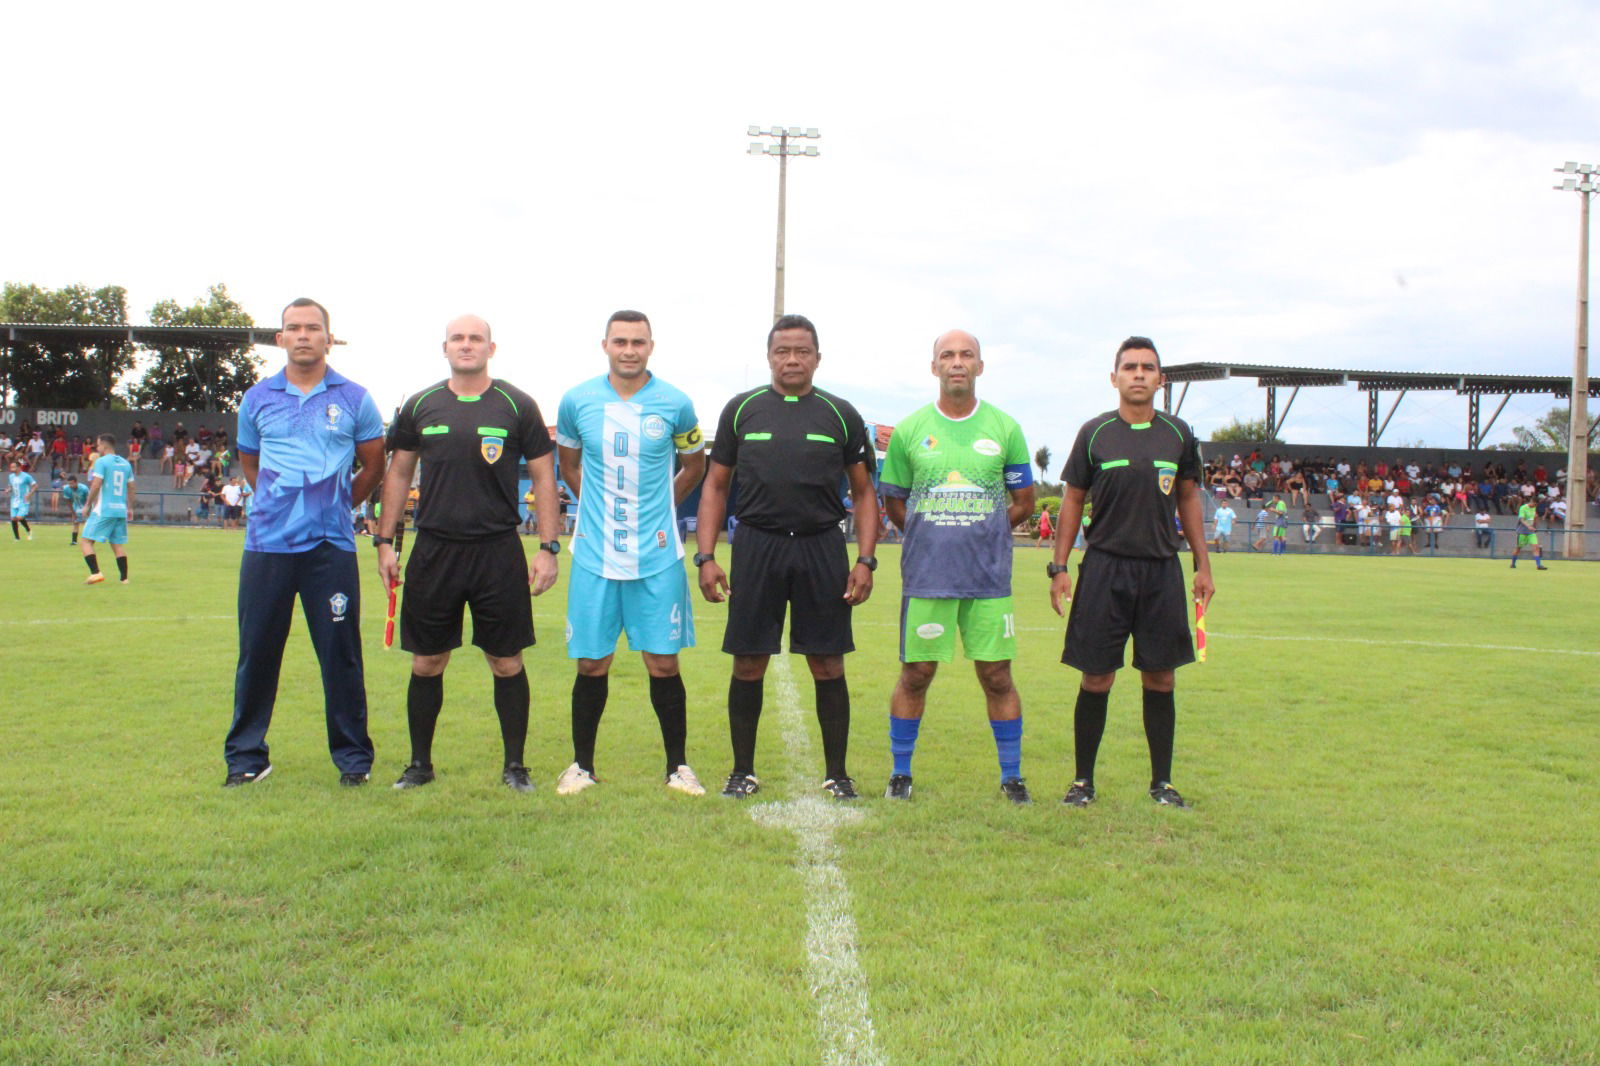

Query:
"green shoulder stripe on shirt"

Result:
[[806, 433, 836, 443], [1153, 460, 1178, 469], [731, 388, 772, 434], [477, 427, 508, 438], [1154, 412, 1187, 443], [492, 385, 520, 416], [744, 432, 773, 441], [1099, 458, 1129, 469], [421, 426, 450, 436], [410, 385, 448, 416], [812, 392, 850, 438], [1083, 416, 1119, 465]]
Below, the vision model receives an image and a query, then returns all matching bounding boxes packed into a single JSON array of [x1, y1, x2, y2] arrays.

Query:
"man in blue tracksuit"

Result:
[[223, 298, 387, 787]]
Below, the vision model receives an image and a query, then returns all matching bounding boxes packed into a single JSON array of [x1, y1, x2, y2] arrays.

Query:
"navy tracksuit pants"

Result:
[[225, 542, 374, 774]]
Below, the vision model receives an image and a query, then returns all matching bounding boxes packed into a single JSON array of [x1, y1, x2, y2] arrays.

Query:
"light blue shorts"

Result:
[[82, 516, 128, 545], [9, 504, 29, 519], [566, 563, 695, 659]]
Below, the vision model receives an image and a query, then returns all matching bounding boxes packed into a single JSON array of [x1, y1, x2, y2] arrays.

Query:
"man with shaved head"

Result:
[[878, 329, 1036, 803], [376, 314, 562, 793]]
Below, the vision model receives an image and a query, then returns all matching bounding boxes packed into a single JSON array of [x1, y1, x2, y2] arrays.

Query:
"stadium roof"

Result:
[[1159, 361, 1600, 447], [0, 323, 330, 348]]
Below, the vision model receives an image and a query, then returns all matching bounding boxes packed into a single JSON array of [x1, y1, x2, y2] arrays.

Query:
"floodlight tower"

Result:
[[1553, 161, 1595, 558], [748, 126, 820, 323]]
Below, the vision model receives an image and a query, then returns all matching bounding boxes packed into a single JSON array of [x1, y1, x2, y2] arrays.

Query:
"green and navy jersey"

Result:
[[62, 482, 89, 515], [880, 400, 1032, 599], [1061, 410, 1201, 559], [709, 386, 870, 535], [237, 367, 384, 553], [389, 379, 552, 541], [88, 455, 134, 518], [557, 373, 702, 580]]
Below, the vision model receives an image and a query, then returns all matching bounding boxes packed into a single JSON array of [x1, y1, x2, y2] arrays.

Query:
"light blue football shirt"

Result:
[[9, 472, 36, 515], [88, 456, 134, 517], [556, 373, 703, 580], [62, 481, 90, 515], [236, 367, 383, 553]]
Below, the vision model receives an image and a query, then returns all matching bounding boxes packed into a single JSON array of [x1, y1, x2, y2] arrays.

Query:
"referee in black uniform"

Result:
[[695, 314, 880, 800], [1049, 337, 1214, 809], [376, 315, 562, 792]]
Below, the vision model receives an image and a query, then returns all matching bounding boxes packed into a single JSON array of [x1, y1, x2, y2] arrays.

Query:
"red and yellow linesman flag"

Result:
[[384, 580, 399, 650], [1194, 599, 1208, 663]]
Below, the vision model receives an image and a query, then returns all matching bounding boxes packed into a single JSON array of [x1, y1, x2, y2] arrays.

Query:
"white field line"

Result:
[[747, 652, 886, 1066], [847, 619, 1599, 657], [1, 614, 233, 626]]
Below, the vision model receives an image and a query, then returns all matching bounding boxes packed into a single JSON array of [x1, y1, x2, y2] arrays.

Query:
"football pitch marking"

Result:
[[747, 653, 887, 1066], [0, 614, 234, 626]]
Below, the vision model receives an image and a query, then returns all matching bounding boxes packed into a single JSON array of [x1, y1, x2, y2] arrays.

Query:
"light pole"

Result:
[[749, 126, 820, 322], [1554, 161, 1595, 558]]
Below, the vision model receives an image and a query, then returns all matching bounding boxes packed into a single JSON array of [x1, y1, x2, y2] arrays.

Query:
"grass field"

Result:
[[2, 527, 1597, 1064]]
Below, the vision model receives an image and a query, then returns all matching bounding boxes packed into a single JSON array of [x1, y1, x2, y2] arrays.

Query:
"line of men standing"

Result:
[[221, 299, 1214, 810]]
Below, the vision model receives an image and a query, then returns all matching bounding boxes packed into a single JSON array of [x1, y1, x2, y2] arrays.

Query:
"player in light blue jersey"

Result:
[[79, 435, 136, 584], [8, 460, 37, 540], [61, 475, 89, 544], [554, 310, 707, 796]]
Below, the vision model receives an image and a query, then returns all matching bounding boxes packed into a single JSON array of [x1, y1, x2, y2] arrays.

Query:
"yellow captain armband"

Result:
[[673, 425, 704, 452]]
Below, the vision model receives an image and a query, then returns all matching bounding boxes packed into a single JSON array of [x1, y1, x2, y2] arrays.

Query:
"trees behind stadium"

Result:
[[2, 281, 262, 412]]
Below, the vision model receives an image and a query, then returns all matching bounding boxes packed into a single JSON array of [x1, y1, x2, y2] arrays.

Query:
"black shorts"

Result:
[[723, 524, 853, 656], [401, 530, 534, 657], [1061, 550, 1194, 674]]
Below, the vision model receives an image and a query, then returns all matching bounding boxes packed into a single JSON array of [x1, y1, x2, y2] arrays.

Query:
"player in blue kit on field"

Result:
[[223, 298, 386, 789], [61, 475, 89, 544], [9, 460, 37, 540], [79, 437, 135, 583], [555, 310, 708, 796]]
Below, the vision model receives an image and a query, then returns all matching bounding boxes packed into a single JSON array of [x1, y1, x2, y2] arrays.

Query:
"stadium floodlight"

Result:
[[1551, 161, 1596, 558], [746, 123, 821, 322]]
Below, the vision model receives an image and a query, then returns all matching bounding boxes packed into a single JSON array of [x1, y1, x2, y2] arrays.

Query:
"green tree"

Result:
[[128, 284, 262, 412], [1209, 417, 1284, 446], [1, 282, 134, 409], [1502, 405, 1598, 453], [1034, 445, 1052, 482]]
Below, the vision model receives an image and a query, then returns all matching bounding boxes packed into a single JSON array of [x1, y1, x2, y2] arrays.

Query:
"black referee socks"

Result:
[[649, 673, 688, 773], [493, 669, 529, 769], [571, 673, 609, 774], [1142, 687, 1176, 789], [407, 672, 445, 767], [728, 677, 764, 776], [814, 676, 850, 782], [1073, 687, 1110, 784]]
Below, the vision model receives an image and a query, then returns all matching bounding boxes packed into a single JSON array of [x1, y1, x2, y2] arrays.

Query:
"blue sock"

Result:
[[990, 717, 1023, 781], [889, 716, 921, 776]]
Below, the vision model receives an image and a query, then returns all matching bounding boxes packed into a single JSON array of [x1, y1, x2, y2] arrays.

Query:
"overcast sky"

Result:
[[6, 0, 1597, 463]]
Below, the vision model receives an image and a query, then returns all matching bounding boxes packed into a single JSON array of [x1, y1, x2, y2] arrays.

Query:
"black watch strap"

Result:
[[855, 555, 877, 572], [693, 552, 716, 567], [539, 540, 561, 555], [372, 535, 394, 548], [1046, 562, 1069, 577]]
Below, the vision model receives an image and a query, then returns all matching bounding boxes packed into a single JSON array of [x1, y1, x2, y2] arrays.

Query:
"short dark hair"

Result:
[[768, 314, 819, 351], [98, 433, 117, 448], [606, 309, 651, 336], [281, 297, 331, 332], [1114, 335, 1160, 369], [67, 475, 78, 483]]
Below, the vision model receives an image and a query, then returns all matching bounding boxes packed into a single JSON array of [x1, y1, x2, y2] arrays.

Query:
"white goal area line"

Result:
[[747, 651, 887, 1066]]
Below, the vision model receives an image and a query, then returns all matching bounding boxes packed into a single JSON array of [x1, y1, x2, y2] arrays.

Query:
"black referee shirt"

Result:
[[1061, 410, 1201, 558], [388, 379, 552, 540], [710, 386, 870, 534]]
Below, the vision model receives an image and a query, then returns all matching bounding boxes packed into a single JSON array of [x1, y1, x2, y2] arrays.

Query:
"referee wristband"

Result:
[[372, 536, 394, 548]]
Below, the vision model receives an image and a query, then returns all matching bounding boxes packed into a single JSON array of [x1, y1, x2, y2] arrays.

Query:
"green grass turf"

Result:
[[1, 527, 1596, 1064]]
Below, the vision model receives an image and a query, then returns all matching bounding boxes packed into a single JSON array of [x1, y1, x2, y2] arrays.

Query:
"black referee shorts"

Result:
[[1061, 549, 1194, 674], [723, 524, 853, 656], [401, 530, 534, 658]]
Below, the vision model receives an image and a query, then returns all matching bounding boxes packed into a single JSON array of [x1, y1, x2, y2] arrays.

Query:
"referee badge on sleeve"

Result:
[[481, 437, 503, 464]]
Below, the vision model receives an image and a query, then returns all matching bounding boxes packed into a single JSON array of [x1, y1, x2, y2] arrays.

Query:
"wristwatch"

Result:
[[1046, 562, 1069, 577], [855, 555, 877, 572], [539, 540, 561, 555], [372, 535, 394, 548], [693, 552, 716, 567]]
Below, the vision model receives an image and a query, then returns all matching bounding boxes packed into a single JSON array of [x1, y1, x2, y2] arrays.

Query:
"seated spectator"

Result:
[[1473, 509, 1493, 549], [1301, 502, 1321, 543], [1286, 468, 1308, 505]]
